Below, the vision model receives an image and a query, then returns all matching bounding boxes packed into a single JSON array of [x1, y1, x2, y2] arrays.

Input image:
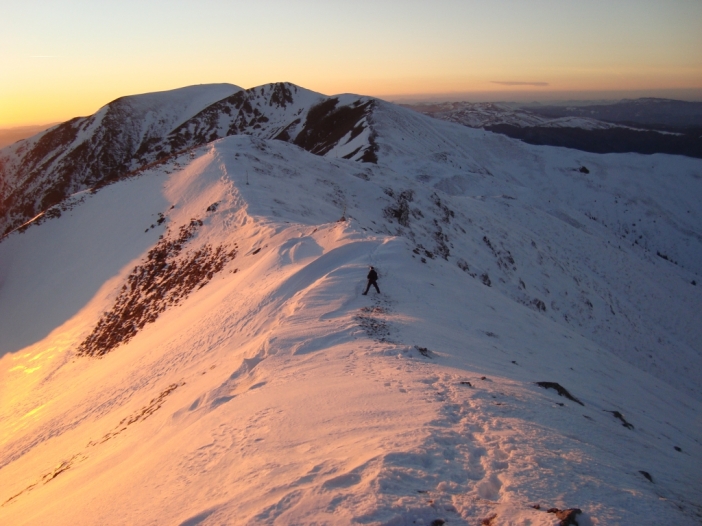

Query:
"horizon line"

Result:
[[4, 86, 702, 129], [379, 86, 702, 103]]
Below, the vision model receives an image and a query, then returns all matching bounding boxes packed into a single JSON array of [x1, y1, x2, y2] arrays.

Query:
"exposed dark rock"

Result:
[[547, 507, 583, 526], [531, 298, 547, 312], [87, 383, 181, 446], [432, 224, 450, 260], [269, 82, 294, 108], [639, 470, 653, 483], [415, 346, 433, 358], [360, 130, 379, 163], [2, 452, 87, 506], [656, 251, 678, 265], [431, 192, 454, 224], [456, 258, 470, 272], [294, 98, 374, 157], [604, 410, 634, 429], [535, 382, 584, 406], [76, 221, 237, 357], [356, 306, 391, 342], [383, 189, 414, 227], [482, 235, 516, 272]]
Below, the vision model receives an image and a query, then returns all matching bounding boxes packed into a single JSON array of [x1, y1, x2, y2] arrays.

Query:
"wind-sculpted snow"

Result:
[[0, 91, 701, 524]]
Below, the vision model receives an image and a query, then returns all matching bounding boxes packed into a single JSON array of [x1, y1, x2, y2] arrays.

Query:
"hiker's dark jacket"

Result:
[[367, 269, 378, 282]]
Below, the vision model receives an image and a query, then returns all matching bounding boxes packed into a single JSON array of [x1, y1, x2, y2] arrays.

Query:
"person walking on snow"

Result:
[[362, 266, 380, 295]]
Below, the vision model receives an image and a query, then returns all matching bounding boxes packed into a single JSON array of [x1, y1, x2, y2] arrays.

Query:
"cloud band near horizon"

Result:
[[491, 81, 550, 87]]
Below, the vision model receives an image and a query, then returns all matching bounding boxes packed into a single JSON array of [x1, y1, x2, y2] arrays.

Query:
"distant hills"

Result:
[[404, 98, 702, 159], [528, 98, 702, 129]]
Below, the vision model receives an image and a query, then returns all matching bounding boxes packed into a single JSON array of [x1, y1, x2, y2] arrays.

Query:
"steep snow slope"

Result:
[[1, 116, 700, 525], [374, 101, 702, 396]]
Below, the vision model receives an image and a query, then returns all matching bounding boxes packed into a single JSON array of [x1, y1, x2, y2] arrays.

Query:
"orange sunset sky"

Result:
[[1, 0, 701, 129]]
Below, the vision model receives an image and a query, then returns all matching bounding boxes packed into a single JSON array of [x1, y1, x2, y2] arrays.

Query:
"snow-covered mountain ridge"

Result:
[[0, 84, 701, 525], [0, 82, 378, 237]]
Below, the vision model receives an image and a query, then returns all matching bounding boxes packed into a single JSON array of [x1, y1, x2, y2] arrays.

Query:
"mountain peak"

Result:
[[0, 82, 378, 238]]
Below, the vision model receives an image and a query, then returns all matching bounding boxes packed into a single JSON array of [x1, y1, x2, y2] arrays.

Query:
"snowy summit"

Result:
[[0, 82, 701, 525]]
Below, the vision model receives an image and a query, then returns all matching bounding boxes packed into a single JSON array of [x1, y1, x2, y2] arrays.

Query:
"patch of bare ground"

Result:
[[356, 305, 392, 342], [2, 383, 182, 507], [87, 383, 183, 446], [77, 220, 237, 357]]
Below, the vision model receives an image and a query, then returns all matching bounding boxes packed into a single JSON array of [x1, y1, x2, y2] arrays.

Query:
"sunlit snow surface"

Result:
[[1, 103, 701, 525]]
